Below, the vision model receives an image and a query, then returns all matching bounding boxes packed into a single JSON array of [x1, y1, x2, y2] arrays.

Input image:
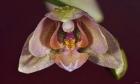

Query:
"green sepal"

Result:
[[45, 0, 103, 22], [111, 49, 128, 80], [45, 0, 66, 6], [53, 6, 80, 22]]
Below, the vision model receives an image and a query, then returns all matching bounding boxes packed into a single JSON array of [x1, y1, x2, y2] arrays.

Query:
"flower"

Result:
[[18, 6, 122, 74]]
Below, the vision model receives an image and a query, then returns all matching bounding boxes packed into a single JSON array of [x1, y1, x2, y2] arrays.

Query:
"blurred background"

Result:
[[1, 0, 140, 84]]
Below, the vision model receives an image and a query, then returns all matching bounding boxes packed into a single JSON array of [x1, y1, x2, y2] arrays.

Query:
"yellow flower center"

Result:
[[64, 38, 76, 49]]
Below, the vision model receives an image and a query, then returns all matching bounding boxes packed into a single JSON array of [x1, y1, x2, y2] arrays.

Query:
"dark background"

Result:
[[1, 0, 140, 84]]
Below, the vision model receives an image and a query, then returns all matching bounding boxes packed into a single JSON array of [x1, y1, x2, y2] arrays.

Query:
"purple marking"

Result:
[[65, 32, 75, 39]]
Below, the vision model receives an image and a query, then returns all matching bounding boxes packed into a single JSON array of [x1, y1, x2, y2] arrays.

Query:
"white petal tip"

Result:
[[65, 69, 74, 72], [60, 60, 80, 72], [18, 66, 32, 74]]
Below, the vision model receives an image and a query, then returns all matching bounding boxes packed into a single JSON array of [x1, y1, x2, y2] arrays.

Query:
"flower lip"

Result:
[[53, 49, 89, 72], [60, 60, 79, 72]]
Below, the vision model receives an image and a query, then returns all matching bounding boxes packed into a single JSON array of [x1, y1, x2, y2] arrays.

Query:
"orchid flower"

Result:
[[18, 1, 127, 78]]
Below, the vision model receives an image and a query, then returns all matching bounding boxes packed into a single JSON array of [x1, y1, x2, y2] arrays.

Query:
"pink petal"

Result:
[[50, 22, 63, 49], [29, 16, 60, 57], [76, 21, 89, 48], [89, 25, 122, 69], [78, 13, 108, 54], [18, 33, 54, 74]]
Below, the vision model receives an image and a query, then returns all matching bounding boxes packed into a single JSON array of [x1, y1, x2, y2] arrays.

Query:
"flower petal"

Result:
[[76, 21, 89, 48], [88, 25, 122, 69], [29, 16, 59, 57], [50, 22, 63, 49], [78, 13, 108, 54], [53, 49, 89, 72], [18, 33, 54, 74]]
